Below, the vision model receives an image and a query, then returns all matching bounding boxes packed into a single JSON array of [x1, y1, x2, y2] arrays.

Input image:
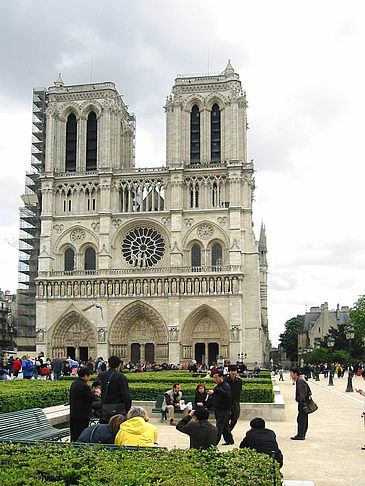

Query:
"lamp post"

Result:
[[306, 345, 313, 380], [314, 338, 321, 381], [345, 326, 355, 393], [327, 336, 335, 386]]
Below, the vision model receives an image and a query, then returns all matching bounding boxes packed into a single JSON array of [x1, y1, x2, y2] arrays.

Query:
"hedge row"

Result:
[[0, 443, 282, 486]]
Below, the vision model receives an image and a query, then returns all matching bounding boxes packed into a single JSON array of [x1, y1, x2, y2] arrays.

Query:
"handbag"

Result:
[[302, 396, 318, 414], [101, 372, 126, 423], [40, 367, 50, 376]]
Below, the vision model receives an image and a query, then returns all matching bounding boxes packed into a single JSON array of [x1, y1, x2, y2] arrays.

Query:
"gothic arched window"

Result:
[[189, 184, 199, 209], [211, 103, 221, 162], [191, 244, 201, 268], [65, 113, 77, 172], [85, 247, 96, 270], [212, 243, 222, 268], [190, 105, 200, 163], [86, 111, 97, 170], [65, 248, 75, 271]]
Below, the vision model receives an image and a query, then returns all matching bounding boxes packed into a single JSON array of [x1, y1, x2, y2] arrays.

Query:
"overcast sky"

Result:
[[0, 0, 364, 346]]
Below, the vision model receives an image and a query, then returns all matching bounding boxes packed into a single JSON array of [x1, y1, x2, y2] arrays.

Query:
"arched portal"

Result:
[[49, 310, 97, 360], [109, 301, 168, 364], [181, 305, 229, 365]]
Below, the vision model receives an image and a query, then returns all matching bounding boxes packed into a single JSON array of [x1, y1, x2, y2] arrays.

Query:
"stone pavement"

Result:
[[150, 373, 365, 486]]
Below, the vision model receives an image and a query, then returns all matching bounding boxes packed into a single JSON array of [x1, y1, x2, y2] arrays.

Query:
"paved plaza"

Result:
[[151, 373, 365, 486]]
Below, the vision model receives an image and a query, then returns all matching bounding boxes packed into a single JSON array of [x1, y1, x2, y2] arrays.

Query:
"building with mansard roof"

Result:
[[27, 61, 269, 366]]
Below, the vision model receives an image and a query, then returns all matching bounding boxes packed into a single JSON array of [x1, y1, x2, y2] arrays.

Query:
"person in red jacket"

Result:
[[13, 358, 22, 378]]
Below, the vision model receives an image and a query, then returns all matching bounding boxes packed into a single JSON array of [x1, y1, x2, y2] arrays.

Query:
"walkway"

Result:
[[152, 373, 365, 486]]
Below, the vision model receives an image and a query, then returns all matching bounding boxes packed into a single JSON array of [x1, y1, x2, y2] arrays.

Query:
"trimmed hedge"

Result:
[[0, 372, 274, 413], [0, 443, 282, 486]]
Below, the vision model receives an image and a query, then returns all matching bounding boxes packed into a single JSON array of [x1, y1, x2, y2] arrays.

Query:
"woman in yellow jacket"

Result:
[[115, 406, 158, 447]]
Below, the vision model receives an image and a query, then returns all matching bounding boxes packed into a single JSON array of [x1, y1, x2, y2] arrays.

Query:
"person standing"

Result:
[[13, 357, 22, 378], [176, 407, 217, 449], [69, 367, 96, 441], [290, 366, 311, 440], [355, 369, 365, 450], [99, 356, 131, 424], [52, 356, 63, 381], [21, 355, 34, 379], [225, 364, 243, 433], [208, 370, 233, 445]]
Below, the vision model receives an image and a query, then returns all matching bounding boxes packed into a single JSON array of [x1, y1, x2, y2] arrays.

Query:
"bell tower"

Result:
[[165, 61, 247, 167]]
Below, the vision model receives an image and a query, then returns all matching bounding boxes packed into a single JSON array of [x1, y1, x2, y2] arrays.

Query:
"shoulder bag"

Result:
[[302, 395, 318, 414], [101, 372, 126, 423]]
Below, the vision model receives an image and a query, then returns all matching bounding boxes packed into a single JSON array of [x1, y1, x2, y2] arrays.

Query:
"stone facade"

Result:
[[298, 302, 350, 360], [35, 62, 270, 366]]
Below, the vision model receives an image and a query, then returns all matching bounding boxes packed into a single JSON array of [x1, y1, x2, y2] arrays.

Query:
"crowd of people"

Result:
[[68, 356, 283, 468]]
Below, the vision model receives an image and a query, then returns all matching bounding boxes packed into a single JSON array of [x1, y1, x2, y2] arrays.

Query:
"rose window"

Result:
[[122, 227, 165, 268]]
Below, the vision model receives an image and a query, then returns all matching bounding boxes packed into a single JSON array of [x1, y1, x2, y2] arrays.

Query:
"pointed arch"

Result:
[[190, 104, 200, 163], [181, 304, 229, 345]]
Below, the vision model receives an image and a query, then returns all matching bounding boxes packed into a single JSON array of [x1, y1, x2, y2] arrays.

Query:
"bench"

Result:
[[0, 408, 69, 442], [152, 394, 195, 421], [0, 438, 166, 450]]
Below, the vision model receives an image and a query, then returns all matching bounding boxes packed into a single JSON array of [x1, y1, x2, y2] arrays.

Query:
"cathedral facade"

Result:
[[35, 62, 270, 366]]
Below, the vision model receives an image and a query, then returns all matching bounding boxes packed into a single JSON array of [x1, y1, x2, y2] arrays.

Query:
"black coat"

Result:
[[176, 415, 218, 450], [69, 378, 95, 419], [224, 375, 243, 402], [212, 380, 232, 410], [99, 369, 132, 411], [239, 427, 283, 468]]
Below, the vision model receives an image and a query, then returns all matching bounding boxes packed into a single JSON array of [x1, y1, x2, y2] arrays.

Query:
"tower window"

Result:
[[65, 248, 75, 271], [85, 247, 96, 270], [65, 113, 77, 172], [212, 243, 222, 268], [190, 105, 200, 163], [86, 111, 97, 170], [211, 103, 221, 162], [191, 244, 201, 267]]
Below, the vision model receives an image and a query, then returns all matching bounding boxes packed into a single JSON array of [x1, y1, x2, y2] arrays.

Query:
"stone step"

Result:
[[283, 481, 315, 486]]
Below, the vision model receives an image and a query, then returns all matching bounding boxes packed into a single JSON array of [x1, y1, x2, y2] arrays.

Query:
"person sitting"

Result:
[[114, 407, 158, 447], [76, 414, 125, 444], [176, 407, 217, 450], [239, 417, 283, 468], [162, 383, 189, 425], [194, 383, 209, 408]]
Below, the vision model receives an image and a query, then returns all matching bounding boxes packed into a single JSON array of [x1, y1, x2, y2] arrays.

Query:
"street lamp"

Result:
[[314, 338, 321, 381], [345, 326, 355, 393], [327, 336, 335, 386]]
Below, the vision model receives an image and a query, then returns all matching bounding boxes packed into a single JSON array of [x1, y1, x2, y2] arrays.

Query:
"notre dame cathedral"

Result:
[[32, 61, 269, 366]]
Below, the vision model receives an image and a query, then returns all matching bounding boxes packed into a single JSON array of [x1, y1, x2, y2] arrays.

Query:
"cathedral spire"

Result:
[[224, 59, 235, 76], [259, 222, 267, 252], [54, 73, 64, 88]]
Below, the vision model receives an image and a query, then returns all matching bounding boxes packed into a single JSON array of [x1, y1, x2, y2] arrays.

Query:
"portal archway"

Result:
[[109, 301, 168, 363], [181, 305, 229, 365], [49, 309, 97, 360]]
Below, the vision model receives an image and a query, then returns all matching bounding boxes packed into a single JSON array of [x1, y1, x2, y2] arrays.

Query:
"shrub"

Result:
[[0, 443, 282, 486]]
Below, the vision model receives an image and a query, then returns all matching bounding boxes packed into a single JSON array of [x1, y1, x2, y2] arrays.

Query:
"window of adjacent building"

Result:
[[190, 105, 200, 163], [191, 244, 201, 267], [86, 111, 97, 170], [65, 248, 75, 271], [211, 103, 221, 162], [212, 243, 222, 268], [85, 247, 96, 270], [65, 113, 77, 172]]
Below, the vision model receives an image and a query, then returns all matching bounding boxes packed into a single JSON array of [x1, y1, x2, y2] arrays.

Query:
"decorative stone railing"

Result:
[[36, 273, 242, 299]]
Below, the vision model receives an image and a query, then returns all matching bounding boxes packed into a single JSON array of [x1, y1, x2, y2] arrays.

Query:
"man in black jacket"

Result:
[[240, 417, 283, 468], [99, 356, 132, 423], [69, 367, 95, 441], [225, 364, 242, 432], [290, 366, 311, 440], [176, 408, 217, 449], [208, 370, 233, 445]]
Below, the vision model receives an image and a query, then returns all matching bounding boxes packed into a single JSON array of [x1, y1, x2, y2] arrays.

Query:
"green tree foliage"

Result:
[[323, 323, 363, 361], [279, 315, 304, 362], [350, 295, 365, 342]]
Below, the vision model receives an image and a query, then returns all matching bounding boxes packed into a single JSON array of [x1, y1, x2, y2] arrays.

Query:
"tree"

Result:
[[323, 323, 363, 361], [279, 315, 304, 362], [349, 295, 365, 343]]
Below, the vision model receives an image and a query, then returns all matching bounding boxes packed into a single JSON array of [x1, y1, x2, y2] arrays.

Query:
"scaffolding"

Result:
[[16, 88, 47, 351]]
